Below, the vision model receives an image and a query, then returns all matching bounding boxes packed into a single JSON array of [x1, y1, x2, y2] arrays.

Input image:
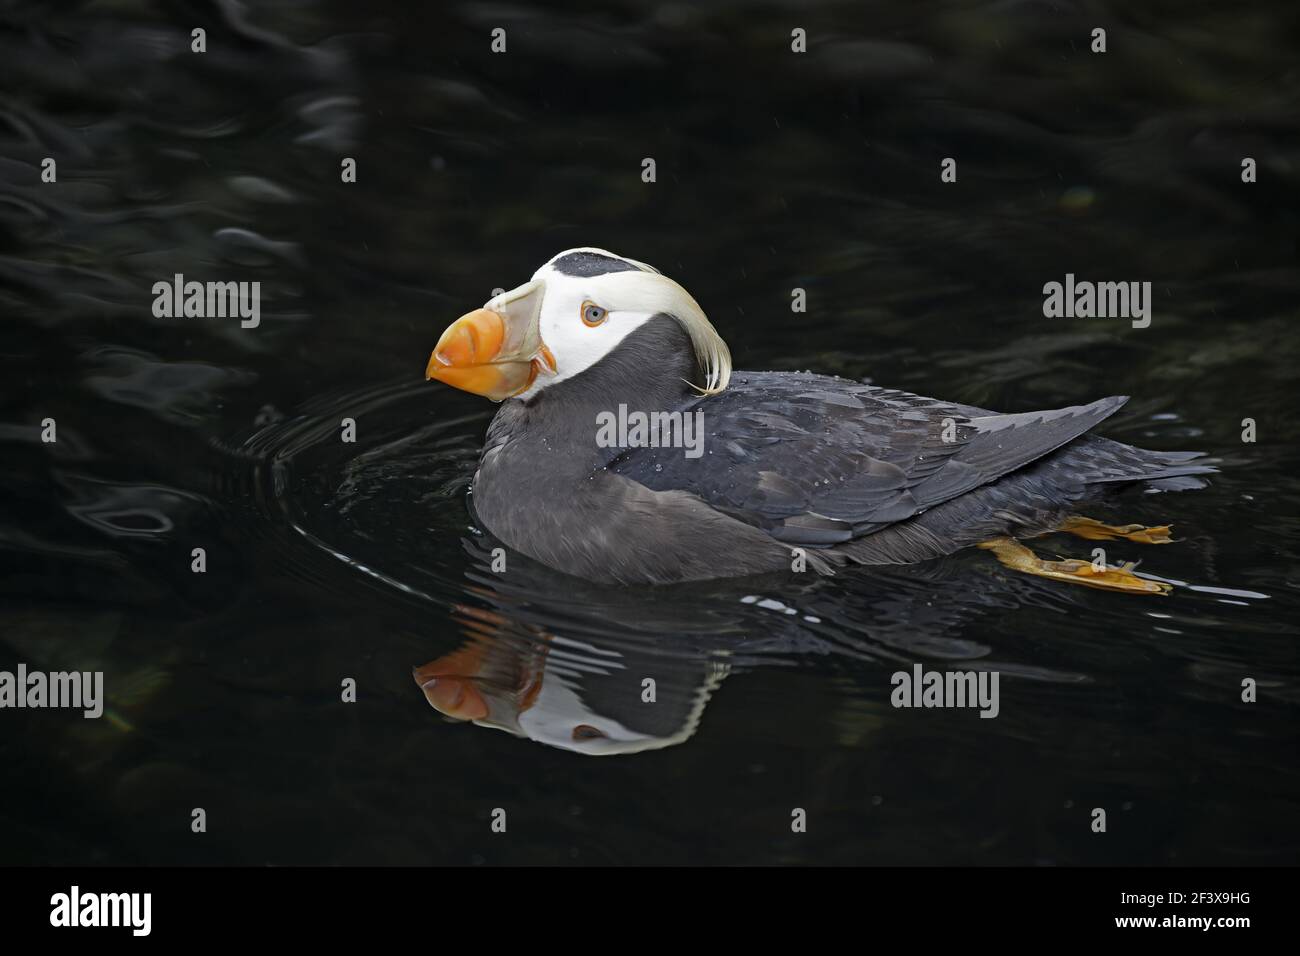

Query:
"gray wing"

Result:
[[609, 371, 1128, 546]]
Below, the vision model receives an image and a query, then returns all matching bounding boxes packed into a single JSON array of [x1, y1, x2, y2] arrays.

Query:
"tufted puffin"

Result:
[[425, 248, 1213, 592]]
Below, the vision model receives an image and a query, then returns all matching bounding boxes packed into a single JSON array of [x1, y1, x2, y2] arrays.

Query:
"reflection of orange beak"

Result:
[[414, 644, 491, 721], [425, 280, 555, 401], [419, 675, 491, 721], [414, 617, 553, 727]]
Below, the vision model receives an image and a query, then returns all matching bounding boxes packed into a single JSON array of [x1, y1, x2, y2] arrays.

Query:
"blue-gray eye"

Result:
[[581, 301, 607, 327]]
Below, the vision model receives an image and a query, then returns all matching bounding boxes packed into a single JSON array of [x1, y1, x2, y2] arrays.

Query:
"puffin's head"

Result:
[[425, 247, 731, 401]]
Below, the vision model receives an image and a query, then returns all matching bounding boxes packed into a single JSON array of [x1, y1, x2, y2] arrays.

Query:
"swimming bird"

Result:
[[425, 248, 1213, 592]]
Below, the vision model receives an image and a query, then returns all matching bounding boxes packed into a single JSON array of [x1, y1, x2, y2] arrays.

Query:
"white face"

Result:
[[514, 249, 663, 400], [516, 669, 659, 756]]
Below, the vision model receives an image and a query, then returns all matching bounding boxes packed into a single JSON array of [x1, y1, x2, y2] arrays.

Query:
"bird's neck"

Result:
[[483, 315, 705, 474]]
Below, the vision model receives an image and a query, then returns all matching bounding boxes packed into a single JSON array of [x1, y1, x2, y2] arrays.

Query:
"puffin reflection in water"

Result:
[[411, 538, 1035, 756], [426, 248, 1213, 594]]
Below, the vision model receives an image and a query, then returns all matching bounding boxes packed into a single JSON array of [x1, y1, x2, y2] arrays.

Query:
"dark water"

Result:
[[2, 1, 1298, 865]]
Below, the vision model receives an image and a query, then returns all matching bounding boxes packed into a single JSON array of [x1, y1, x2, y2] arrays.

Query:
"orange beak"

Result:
[[414, 643, 491, 721], [425, 280, 556, 401]]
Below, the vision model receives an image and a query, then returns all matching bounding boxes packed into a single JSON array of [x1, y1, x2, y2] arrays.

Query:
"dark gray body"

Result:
[[471, 318, 1212, 584]]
